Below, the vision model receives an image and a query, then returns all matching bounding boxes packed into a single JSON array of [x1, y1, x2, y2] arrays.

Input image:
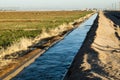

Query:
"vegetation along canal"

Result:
[[12, 13, 98, 80]]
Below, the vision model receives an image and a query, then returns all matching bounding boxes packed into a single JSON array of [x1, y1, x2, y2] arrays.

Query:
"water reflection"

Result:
[[12, 13, 97, 80]]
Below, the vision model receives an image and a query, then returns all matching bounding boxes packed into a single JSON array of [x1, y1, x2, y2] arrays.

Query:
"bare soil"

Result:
[[0, 13, 94, 80], [64, 11, 120, 80], [0, 34, 65, 79]]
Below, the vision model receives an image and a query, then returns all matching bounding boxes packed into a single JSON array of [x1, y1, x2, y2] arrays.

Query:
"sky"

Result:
[[0, 0, 118, 10]]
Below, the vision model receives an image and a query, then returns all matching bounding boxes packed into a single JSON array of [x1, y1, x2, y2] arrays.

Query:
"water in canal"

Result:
[[12, 13, 98, 80]]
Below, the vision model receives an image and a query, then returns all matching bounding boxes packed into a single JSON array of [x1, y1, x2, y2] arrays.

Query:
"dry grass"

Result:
[[0, 23, 74, 67], [34, 23, 73, 42], [0, 11, 92, 49], [0, 11, 93, 69]]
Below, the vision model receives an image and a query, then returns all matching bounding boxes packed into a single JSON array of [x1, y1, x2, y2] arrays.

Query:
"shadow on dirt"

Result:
[[104, 11, 120, 44], [64, 14, 109, 80], [115, 32, 120, 40], [93, 42, 120, 53], [104, 11, 120, 26]]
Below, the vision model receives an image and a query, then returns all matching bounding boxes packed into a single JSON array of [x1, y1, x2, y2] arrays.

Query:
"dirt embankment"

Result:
[[0, 13, 94, 80], [64, 11, 120, 80]]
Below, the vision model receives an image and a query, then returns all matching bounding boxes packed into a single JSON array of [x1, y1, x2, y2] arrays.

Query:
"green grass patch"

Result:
[[0, 11, 93, 48]]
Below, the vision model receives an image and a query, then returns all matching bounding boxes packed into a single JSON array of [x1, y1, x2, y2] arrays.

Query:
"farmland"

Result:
[[0, 11, 92, 48], [0, 11, 93, 78]]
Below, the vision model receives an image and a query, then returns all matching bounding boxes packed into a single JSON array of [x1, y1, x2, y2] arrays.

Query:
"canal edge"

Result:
[[63, 13, 99, 80], [0, 13, 95, 80]]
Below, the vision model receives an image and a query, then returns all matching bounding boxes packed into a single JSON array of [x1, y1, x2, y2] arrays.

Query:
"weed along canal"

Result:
[[12, 13, 97, 80]]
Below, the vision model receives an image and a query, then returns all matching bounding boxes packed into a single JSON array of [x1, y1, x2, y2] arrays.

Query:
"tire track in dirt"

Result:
[[64, 11, 120, 80]]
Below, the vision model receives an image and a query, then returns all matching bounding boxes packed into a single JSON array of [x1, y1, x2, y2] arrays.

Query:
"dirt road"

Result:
[[64, 11, 120, 80]]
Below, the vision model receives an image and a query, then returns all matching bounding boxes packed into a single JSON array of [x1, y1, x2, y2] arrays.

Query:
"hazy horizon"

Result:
[[0, 0, 118, 10]]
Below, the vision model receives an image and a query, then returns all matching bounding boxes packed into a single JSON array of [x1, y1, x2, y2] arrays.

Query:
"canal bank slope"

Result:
[[0, 13, 94, 80], [64, 11, 120, 80]]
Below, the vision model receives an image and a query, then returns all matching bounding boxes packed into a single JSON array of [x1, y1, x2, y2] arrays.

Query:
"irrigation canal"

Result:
[[12, 13, 98, 80]]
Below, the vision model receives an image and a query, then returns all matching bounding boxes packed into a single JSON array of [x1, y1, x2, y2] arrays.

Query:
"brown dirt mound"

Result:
[[64, 11, 120, 80]]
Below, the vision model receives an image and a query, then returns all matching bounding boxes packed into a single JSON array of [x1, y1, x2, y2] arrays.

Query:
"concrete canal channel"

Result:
[[12, 13, 98, 80]]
